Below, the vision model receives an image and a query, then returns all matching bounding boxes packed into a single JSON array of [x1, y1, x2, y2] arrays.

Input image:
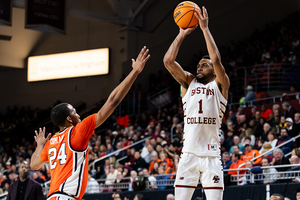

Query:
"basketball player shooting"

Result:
[[163, 6, 230, 200], [30, 47, 150, 200]]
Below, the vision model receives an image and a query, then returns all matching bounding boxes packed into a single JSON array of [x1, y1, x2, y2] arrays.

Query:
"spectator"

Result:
[[223, 130, 234, 152], [173, 124, 183, 142], [129, 170, 138, 191], [32, 172, 44, 184], [261, 123, 272, 142], [229, 136, 245, 154], [85, 171, 99, 194], [254, 111, 261, 126], [155, 166, 169, 190], [240, 129, 255, 146], [231, 145, 243, 156], [166, 193, 175, 200], [286, 155, 300, 177], [125, 148, 136, 166], [105, 165, 118, 184], [271, 149, 290, 172], [269, 193, 284, 200], [134, 194, 144, 200], [282, 102, 296, 119], [279, 116, 287, 128], [296, 188, 300, 200], [143, 144, 156, 164], [122, 137, 131, 149], [141, 139, 150, 160], [276, 128, 294, 154], [159, 152, 173, 169], [261, 158, 278, 184], [132, 151, 148, 172], [148, 152, 161, 172], [170, 117, 179, 140], [150, 162, 160, 175], [244, 85, 257, 105], [222, 152, 233, 174], [261, 104, 273, 122], [6, 161, 44, 200], [151, 124, 161, 139], [286, 117, 298, 137], [132, 135, 143, 151], [228, 152, 246, 177], [255, 117, 267, 138], [106, 143, 114, 155], [240, 160, 262, 185], [241, 143, 262, 165], [111, 131, 121, 149], [291, 148, 300, 163], [283, 85, 299, 101], [114, 142, 127, 160]]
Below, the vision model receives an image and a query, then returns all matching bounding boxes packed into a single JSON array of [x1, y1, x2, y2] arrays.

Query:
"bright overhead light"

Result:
[[28, 48, 109, 82]]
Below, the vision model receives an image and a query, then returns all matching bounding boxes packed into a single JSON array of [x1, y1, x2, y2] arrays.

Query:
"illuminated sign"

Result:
[[28, 48, 109, 82]]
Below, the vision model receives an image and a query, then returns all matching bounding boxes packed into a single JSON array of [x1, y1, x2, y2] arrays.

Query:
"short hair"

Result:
[[223, 152, 230, 156], [270, 193, 284, 200], [296, 187, 300, 194], [51, 103, 71, 127], [273, 148, 283, 155], [202, 55, 211, 60], [244, 136, 251, 141], [262, 157, 270, 163], [234, 152, 240, 159], [281, 127, 288, 133], [282, 102, 290, 107]]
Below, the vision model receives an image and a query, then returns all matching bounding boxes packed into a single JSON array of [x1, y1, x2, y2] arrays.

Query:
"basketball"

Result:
[[173, 1, 200, 29]]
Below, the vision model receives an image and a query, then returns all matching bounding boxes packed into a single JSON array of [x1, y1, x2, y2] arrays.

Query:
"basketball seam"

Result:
[[185, 4, 195, 29], [175, 10, 194, 24]]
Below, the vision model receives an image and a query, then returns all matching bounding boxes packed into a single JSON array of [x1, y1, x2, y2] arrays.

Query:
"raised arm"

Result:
[[95, 46, 150, 128], [30, 127, 51, 170], [163, 28, 196, 91], [197, 7, 230, 99]]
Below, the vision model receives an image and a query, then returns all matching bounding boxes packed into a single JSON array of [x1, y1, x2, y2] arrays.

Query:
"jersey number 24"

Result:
[[49, 143, 67, 170]]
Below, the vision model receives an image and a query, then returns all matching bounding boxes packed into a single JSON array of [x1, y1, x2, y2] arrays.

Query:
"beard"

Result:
[[196, 74, 213, 83]]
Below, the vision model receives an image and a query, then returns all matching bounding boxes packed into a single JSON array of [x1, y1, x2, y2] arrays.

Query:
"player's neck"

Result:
[[197, 76, 215, 85]]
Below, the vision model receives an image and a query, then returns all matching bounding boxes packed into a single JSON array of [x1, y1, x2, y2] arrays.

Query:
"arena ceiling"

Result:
[[0, 0, 155, 69]]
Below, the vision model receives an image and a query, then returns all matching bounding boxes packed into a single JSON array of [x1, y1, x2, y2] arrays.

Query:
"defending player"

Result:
[[163, 7, 230, 200], [30, 47, 150, 200]]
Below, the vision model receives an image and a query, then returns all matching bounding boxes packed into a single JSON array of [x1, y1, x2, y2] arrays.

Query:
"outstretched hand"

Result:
[[34, 127, 51, 147], [195, 6, 209, 30], [131, 46, 150, 74]]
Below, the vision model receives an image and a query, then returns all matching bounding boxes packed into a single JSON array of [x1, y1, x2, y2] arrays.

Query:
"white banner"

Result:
[[28, 48, 109, 82]]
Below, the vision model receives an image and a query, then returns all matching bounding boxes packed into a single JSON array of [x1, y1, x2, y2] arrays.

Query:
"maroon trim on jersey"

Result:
[[203, 187, 223, 190], [183, 102, 186, 106], [175, 185, 197, 188], [220, 101, 226, 107]]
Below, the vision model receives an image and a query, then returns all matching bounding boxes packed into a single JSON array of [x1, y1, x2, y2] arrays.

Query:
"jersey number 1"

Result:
[[49, 143, 67, 170], [198, 100, 203, 114]]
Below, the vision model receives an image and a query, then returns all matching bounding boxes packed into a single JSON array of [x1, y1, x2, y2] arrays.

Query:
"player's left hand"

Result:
[[131, 46, 150, 74], [34, 127, 51, 147], [195, 6, 209, 30]]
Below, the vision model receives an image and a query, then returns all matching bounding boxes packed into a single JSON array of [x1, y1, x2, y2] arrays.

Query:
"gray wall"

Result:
[[0, 0, 299, 111]]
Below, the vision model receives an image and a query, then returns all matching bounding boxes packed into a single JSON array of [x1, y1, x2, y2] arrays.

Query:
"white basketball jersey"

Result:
[[181, 78, 227, 157]]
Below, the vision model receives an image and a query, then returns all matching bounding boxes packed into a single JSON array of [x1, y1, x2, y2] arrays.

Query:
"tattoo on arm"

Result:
[[171, 72, 188, 88], [167, 38, 179, 56]]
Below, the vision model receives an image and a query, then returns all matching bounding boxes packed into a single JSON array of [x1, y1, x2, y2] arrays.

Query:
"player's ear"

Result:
[[67, 116, 72, 122]]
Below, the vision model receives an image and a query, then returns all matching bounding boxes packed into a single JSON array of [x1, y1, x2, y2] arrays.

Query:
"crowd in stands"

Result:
[[1, 11, 300, 198], [222, 101, 300, 185]]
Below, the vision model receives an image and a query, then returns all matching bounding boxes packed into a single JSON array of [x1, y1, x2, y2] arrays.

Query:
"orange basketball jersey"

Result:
[[40, 114, 97, 200]]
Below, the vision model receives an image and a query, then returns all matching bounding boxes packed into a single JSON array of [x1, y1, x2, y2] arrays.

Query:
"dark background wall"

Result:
[[0, 0, 299, 111]]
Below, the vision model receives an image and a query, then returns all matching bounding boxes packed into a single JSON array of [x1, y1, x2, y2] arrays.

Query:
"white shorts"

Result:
[[174, 152, 223, 190]]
